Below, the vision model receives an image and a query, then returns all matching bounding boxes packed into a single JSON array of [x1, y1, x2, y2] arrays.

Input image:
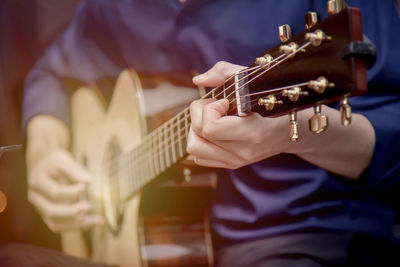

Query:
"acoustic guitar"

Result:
[[64, 1, 375, 266]]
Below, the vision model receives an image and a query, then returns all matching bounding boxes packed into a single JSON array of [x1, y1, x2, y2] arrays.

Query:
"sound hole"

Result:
[[103, 138, 125, 235]]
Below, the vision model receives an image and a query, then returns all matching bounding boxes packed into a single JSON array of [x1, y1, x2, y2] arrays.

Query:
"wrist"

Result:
[[26, 115, 71, 168]]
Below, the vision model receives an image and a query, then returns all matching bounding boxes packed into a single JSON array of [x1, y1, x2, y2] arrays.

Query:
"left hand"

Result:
[[188, 61, 289, 169], [188, 61, 376, 178]]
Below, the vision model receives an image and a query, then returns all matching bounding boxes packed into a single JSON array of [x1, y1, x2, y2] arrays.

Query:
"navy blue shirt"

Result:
[[23, 0, 400, 251]]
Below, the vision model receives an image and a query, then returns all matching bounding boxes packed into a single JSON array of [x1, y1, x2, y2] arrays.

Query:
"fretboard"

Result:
[[116, 70, 250, 200]]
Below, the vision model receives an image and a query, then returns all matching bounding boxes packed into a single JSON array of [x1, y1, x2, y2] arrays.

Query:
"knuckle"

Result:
[[214, 61, 227, 74], [239, 147, 254, 163], [191, 121, 201, 135], [27, 191, 35, 205], [46, 220, 59, 233], [49, 187, 61, 200], [201, 122, 215, 140], [251, 131, 263, 145]]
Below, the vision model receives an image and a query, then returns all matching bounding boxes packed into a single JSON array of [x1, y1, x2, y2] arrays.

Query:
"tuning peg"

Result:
[[305, 12, 318, 29], [282, 87, 309, 102], [255, 54, 273, 69], [279, 24, 292, 42], [308, 105, 328, 133], [327, 0, 347, 15], [289, 111, 299, 141], [258, 95, 283, 111], [305, 29, 332, 46], [340, 96, 352, 125], [307, 77, 335, 94]]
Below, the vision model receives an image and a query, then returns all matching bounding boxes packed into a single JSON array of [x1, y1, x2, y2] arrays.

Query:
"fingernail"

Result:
[[193, 73, 206, 83], [80, 201, 92, 210], [81, 173, 92, 183]]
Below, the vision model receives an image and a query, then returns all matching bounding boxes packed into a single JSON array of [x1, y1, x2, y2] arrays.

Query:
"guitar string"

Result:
[[222, 41, 311, 102], [202, 54, 286, 101], [227, 81, 310, 112], [108, 41, 314, 193]]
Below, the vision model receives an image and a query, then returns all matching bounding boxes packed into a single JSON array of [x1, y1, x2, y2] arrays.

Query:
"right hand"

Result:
[[26, 116, 104, 233]]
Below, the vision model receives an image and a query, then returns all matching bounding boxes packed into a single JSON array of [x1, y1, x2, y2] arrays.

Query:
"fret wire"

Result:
[[145, 136, 152, 184], [184, 109, 189, 139], [223, 82, 226, 98], [170, 117, 177, 164], [135, 141, 141, 191], [153, 132, 160, 176], [163, 123, 171, 168], [158, 127, 165, 171], [177, 112, 184, 158], [145, 138, 150, 181], [150, 136, 156, 178]]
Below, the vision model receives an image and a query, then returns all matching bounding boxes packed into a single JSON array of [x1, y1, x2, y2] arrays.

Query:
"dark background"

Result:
[[0, 0, 79, 248]]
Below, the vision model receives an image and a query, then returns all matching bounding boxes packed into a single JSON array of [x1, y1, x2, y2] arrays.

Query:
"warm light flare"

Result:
[[0, 190, 7, 213]]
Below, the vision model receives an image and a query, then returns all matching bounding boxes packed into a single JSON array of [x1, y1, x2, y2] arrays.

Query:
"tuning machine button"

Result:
[[340, 96, 352, 125], [308, 105, 328, 133], [258, 95, 283, 111], [289, 111, 299, 141], [282, 87, 308, 102], [327, 0, 347, 15], [279, 24, 292, 42], [307, 77, 335, 94], [305, 12, 318, 29]]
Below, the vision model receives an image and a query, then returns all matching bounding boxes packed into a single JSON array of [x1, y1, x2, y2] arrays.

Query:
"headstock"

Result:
[[205, 0, 375, 141]]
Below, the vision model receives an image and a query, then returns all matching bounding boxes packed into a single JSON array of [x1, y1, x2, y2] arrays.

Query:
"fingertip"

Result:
[[192, 73, 206, 84], [209, 98, 230, 115], [78, 171, 92, 183], [79, 201, 92, 211]]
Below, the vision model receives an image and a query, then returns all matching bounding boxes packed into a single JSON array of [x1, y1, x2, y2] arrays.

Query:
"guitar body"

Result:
[[68, 70, 145, 266], [67, 70, 213, 267]]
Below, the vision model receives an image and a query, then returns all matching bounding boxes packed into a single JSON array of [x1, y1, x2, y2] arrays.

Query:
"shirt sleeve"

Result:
[[22, 0, 126, 129], [348, 0, 400, 196]]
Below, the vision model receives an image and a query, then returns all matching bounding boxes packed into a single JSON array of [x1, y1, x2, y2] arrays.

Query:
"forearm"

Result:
[[285, 105, 376, 179], [26, 115, 71, 170]]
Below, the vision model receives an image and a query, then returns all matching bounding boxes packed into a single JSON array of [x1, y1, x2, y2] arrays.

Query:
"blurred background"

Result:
[[0, 0, 80, 249]]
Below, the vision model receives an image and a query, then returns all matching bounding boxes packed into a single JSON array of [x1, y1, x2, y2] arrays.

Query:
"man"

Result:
[[22, 0, 400, 266]]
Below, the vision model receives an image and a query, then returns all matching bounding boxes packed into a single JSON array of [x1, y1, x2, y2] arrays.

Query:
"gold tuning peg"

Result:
[[282, 87, 308, 102], [279, 24, 292, 42], [258, 95, 283, 111], [308, 105, 328, 133], [305, 12, 318, 29], [340, 96, 352, 125], [254, 54, 273, 69], [327, 0, 347, 15], [307, 77, 335, 94], [289, 111, 299, 141]]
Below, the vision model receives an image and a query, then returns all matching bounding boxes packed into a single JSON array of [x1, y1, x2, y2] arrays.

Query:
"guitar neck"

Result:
[[119, 107, 191, 199]]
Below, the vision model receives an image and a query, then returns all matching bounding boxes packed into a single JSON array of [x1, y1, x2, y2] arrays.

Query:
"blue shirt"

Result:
[[23, 0, 400, 251]]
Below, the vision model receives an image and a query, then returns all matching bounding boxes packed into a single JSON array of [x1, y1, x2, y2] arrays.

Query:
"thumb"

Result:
[[193, 61, 244, 87]]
